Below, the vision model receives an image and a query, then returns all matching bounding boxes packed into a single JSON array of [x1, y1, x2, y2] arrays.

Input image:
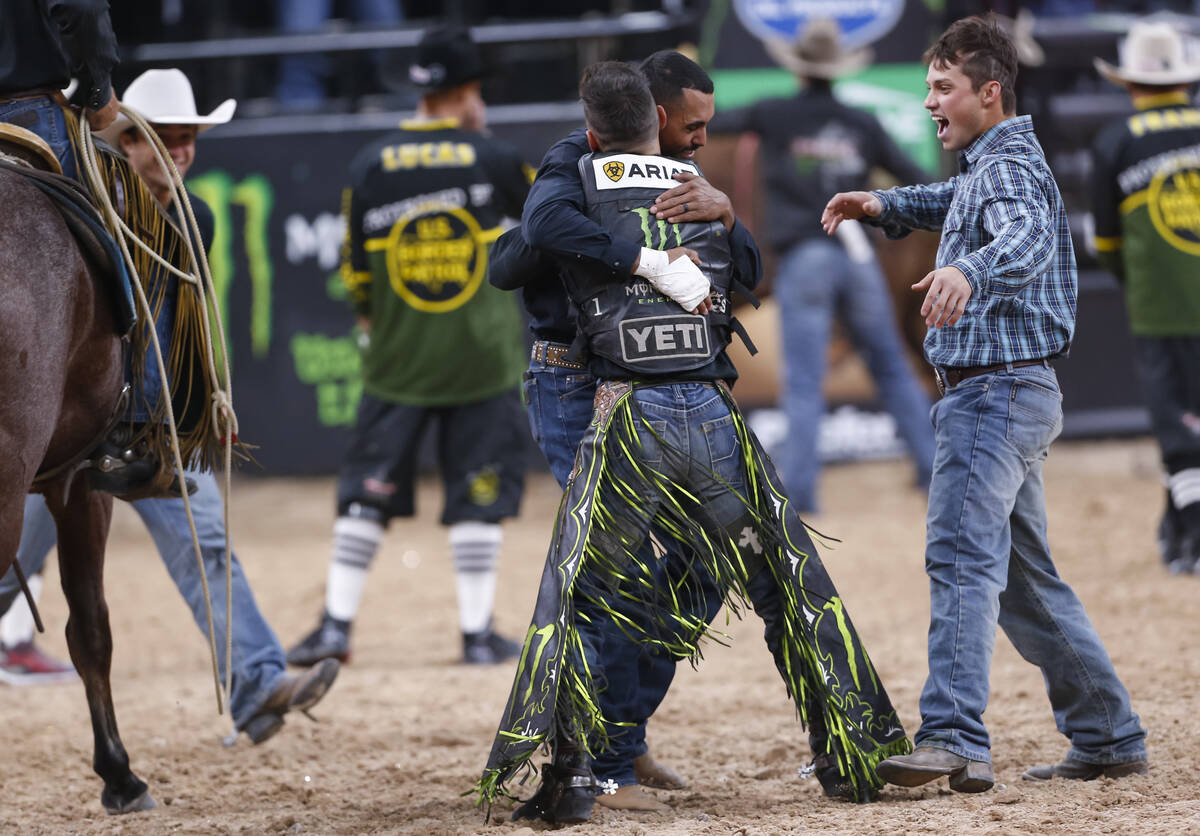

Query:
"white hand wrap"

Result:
[[633, 247, 711, 312]]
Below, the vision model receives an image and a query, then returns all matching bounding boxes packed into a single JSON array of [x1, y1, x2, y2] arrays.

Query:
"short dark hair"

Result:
[[639, 50, 714, 107], [579, 61, 659, 150], [924, 15, 1018, 115]]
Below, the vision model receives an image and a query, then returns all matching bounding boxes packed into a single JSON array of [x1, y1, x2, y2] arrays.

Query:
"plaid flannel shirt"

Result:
[[870, 116, 1077, 369]]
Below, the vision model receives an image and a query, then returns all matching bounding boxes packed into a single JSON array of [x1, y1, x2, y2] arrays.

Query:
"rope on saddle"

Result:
[[72, 106, 238, 722]]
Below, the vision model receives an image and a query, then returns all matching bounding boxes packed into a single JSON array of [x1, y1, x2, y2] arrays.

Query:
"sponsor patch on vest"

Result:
[[593, 154, 700, 191], [603, 160, 625, 181], [619, 314, 710, 363]]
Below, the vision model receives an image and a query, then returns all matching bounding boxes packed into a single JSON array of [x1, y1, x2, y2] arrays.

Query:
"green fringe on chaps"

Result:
[[476, 381, 911, 806], [64, 107, 226, 472]]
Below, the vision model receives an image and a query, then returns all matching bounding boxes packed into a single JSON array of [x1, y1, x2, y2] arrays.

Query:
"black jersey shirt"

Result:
[[716, 85, 929, 253]]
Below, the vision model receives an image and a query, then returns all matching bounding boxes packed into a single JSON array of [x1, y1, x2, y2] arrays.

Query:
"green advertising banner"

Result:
[[711, 63, 941, 173]]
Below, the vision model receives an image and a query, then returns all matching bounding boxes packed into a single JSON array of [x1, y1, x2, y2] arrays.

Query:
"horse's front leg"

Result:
[[48, 483, 156, 815], [0, 484, 25, 602]]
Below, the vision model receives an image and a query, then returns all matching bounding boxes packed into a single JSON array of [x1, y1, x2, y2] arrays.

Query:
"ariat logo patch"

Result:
[[592, 154, 699, 191], [619, 314, 710, 363]]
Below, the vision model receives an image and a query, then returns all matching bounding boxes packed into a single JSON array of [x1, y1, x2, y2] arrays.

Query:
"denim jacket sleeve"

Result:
[[869, 179, 957, 239], [728, 218, 762, 290], [488, 225, 555, 291], [521, 131, 640, 277], [947, 157, 1054, 297]]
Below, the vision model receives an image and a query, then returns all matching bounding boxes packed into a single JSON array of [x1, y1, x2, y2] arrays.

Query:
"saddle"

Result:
[[0, 124, 137, 334]]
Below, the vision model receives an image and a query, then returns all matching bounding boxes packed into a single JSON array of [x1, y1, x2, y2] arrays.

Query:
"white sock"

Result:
[[450, 522, 501, 635], [1168, 468, 1200, 512], [324, 515, 384, 622], [1, 573, 41, 648]]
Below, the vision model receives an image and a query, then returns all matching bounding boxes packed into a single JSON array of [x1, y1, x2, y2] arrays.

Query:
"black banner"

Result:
[[191, 117, 1146, 477], [189, 118, 576, 475]]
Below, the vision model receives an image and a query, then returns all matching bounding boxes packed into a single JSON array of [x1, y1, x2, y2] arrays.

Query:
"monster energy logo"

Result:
[[187, 171, 274, 362], [189, 169, 364, 429], [631, 207, 682, 250]]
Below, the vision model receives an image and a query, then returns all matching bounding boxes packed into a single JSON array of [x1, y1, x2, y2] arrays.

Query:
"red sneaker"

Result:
[[0, 641, 78, 686]]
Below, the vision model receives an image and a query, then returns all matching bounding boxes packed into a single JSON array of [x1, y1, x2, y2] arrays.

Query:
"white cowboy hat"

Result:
[[97, 68, 236, 145], [764, 18, 872, 80], [1095, 21, 1200, 87]]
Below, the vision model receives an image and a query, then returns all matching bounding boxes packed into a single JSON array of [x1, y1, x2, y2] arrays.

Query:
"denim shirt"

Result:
[[870, 116, 1077, 368]]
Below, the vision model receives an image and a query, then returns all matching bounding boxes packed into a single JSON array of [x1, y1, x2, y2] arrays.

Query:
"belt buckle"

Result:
[[933, 367, 947, 397]]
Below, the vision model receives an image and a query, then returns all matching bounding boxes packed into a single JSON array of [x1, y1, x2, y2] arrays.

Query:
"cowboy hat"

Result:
[[1095, 21, 1200, 87], [97, 68, 236, 145], [764, 18, 872, 80]]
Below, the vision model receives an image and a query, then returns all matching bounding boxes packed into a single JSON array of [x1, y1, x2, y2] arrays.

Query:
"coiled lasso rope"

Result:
[[77, 105, 238, 724]]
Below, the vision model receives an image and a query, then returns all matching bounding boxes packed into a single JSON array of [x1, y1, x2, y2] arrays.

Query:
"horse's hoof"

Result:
[[102, 787, 157, 815]]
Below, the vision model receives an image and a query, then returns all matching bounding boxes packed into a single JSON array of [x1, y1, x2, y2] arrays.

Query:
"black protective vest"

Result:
[[569, 151, 736, 376]]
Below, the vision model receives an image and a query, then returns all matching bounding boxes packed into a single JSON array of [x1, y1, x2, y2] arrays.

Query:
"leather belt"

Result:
[[530, 340, 586, 371], [934, 358, 1049, 396]]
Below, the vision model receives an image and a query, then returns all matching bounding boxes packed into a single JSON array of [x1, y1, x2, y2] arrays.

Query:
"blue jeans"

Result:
[[4, 473, 286, 729], [126, 273, 177, 422], [616, 383, 798, 698], [775, 238, 935, 511], [523, 361, 596, 489], [0, 96, 77, 180], [917, 365, 1146, 765], [524, 362, 724, 785]]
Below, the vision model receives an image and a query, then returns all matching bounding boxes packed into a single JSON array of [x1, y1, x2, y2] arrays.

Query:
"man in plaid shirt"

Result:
[[823, 16, 1148, 791]]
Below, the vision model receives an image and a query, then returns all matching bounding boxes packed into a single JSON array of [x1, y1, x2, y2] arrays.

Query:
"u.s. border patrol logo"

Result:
[[1147, 153, 1200, 256], [603, 160, 625, 181]]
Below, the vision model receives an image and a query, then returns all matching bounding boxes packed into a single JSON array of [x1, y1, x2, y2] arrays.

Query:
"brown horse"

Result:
[[0, 164, 155, 814]]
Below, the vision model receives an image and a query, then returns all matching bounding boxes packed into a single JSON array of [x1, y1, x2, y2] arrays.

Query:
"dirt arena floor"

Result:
[[3, 438, 1198, 835]]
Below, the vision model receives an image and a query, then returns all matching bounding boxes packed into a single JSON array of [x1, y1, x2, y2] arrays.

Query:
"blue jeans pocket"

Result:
[[1006, 378, 1062, 460], [702, 414, 738, 466], [522, 371, 542, 445], [558, 372, 595, 402], [634, 419, 667, 467]]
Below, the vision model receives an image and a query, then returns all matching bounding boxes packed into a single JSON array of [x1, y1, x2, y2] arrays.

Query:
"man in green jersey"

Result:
[[1091, 21, 1200, 575], [288, 25, 533, 666]]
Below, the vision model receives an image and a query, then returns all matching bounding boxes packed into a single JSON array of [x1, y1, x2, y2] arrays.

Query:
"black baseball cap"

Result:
[[407, 25, 490, 91]]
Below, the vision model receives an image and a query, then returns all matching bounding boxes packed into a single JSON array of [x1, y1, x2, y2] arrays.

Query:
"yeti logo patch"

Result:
[[603, 160, 625, 181], [619, 314, 710, 363]]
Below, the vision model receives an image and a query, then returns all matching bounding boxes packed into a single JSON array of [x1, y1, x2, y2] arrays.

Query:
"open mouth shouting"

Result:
[[932, 114, 950, 142]]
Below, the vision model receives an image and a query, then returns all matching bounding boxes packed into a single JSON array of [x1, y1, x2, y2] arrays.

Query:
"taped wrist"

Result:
[[633, 247, 710, 311], [633, 246, 669, 278]]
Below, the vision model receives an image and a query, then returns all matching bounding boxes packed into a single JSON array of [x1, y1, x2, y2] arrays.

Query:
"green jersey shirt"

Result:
[[342, 118, 533, 405], [1091, 91, 1200, 336]]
